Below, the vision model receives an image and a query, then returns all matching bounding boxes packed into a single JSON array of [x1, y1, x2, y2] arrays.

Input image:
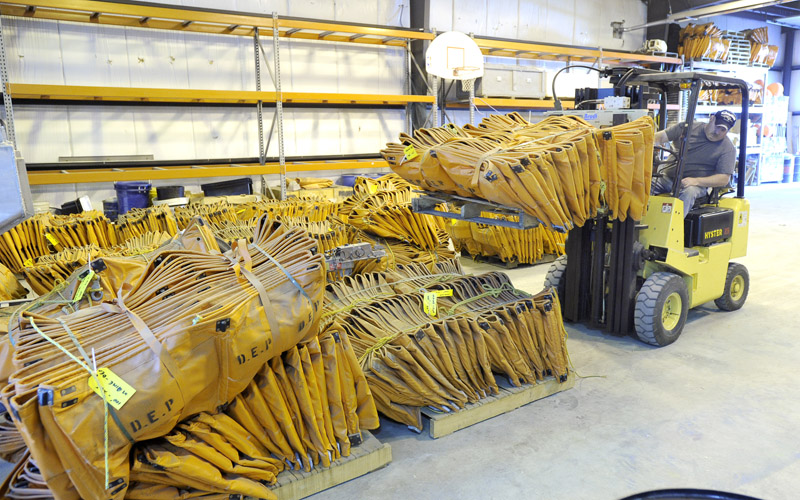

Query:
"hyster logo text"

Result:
[[704, 228, 723, 240]]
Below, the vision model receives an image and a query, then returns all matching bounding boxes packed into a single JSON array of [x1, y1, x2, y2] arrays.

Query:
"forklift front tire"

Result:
[[634, 272, 689, 347], [714, 262, 749, 312], [544, 255, 567, 304]]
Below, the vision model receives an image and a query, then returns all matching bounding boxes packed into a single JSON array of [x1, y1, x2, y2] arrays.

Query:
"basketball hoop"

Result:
[[426, 32, 484, 81], [455, 66, 480, 92], [454, 66, 480, 77]]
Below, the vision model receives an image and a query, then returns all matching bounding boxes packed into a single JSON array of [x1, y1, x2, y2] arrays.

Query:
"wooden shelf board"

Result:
[[27, 159, 390, 185]]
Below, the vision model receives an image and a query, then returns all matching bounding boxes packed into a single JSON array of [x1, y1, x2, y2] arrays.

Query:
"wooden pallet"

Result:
[[420, 373, 576, 439], [260, 431, 391, 500]]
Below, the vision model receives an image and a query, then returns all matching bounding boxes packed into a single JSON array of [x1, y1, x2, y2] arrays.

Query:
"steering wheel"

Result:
[[652, 145, 678, 180]]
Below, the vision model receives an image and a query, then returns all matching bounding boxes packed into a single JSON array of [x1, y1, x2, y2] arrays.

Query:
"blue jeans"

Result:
[[651, 176, 708, 218]]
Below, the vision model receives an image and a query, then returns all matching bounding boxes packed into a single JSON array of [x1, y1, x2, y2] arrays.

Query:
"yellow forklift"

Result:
[[544, 71, 750, 346]]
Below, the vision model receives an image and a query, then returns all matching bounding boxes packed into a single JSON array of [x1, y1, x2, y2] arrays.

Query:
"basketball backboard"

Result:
[[425, 31, 484, 80]]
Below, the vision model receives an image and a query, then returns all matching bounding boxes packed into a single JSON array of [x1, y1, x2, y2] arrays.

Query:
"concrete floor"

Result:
[[2, 185, 798, 499], [311, 183, 800, 500]]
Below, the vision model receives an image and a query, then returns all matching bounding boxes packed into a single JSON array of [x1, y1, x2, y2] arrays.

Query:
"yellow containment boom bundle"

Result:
[[1, 217, 328, 499], [447, 212, 566, 265], [381, 112, 655, 231], [322, 262, 570, 429]]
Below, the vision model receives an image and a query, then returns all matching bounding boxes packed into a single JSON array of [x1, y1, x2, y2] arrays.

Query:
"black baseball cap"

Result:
[[714, 110, 736, 131]]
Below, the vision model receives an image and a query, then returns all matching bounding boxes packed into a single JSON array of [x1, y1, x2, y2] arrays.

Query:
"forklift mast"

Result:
[[561, 70, 750, 335]]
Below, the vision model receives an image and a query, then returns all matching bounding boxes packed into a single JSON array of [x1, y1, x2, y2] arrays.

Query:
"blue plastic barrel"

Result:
[[783, 156, 794, 183], [340, 173, 385, 187], [794, 155, 800, 182], [340, 175, 357, 187], [115, 181, 151, 215]]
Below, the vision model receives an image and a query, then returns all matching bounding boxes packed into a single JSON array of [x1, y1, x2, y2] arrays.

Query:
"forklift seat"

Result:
[[690, 186, 734, 210]]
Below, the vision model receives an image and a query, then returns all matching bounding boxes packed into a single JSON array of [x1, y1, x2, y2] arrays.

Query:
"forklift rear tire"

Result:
[[544, 255, 567, 303], [714, 262, 749, 311], [634, 272, 689, 347]]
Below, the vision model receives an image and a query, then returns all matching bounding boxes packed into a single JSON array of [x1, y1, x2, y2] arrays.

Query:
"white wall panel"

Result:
[[485, 0, 519, 39], [190, 107, 257, 158], [130, 107, 194, 160], [336, 0, 379, 24], [287, 0, 336, 20], [3, 17, 64, 84], [377, 0, 409, 27], [335, 43, 381, 93], [429, 0, 454, 32], [451, 0, 487, 36], [283, 39, 340, 92], [431, 0, 646, 48], [125, 27, 190, 89], [13, 105, 72, 163], [516, 0, 547, 42], [184, 33, 250, 90], [289, 109, 343, 156], [339, 109, 405, 152], [379, 46, 406, 94], [66, 106, 139, 157], [58, 23, 132, 86]]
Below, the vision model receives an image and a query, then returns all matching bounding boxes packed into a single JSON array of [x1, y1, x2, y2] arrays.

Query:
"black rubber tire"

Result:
[[634, 272, 689, 347], [543, 255, 567, 302], [714, 262, 749, 312]]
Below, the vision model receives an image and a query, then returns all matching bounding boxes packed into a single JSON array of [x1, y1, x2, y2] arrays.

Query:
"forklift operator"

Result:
[[651, 109, 737, 216]]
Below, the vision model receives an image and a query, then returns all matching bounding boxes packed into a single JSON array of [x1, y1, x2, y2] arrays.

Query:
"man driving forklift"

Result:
[[651, 109, 737, 216]]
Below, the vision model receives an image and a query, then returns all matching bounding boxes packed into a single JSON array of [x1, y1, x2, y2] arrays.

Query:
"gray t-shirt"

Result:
[[665, 122, 736, 178]]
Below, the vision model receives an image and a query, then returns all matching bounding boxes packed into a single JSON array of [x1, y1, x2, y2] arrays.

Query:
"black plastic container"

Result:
[[59, 200, 82, 215], [156, 185, 185, 200], [201, 177, 253, 196], [103, 199, 119, 221]]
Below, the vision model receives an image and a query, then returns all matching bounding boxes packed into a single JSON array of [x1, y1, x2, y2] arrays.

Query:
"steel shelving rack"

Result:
[[0, 0, 681, 191]]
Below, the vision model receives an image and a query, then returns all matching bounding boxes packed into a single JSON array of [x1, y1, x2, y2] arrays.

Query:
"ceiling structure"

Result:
[[664, 0, 800, 21], [645, 0, 800, 39]]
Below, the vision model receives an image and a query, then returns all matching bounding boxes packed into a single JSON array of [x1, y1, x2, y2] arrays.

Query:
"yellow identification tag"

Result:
[[403, 144, 418, 161], [45, 233, 58, 246], [423, 289, 453, 317], [23, 258, 33, 268], [88, 367, 136, 411], [73, 271, 95, 302]]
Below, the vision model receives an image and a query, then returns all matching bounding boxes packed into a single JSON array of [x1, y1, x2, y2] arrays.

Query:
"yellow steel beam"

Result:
[[0, 1, 678, 64], [474, 38, 682, 65], [450, 98, 574, 110], [0, 0, 432, 44], [27, 160, 390, 185], [7, 84, 435, 105]]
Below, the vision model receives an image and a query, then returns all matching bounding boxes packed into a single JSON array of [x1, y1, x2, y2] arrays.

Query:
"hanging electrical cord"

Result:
[[576, 99, 605, 110], [552, 64, 607, 110]]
